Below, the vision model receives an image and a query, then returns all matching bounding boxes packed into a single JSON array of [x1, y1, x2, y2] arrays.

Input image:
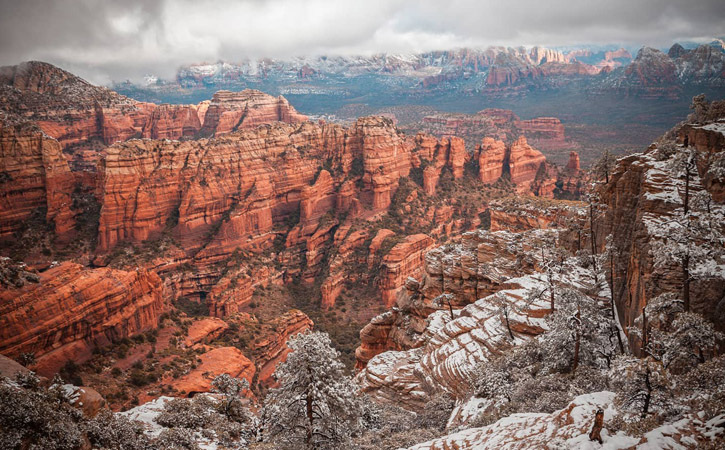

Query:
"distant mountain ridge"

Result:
[[137, 42, 720, 87]]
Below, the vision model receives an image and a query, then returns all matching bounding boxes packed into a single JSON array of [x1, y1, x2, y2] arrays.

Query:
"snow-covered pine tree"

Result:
[[540, 288, 617, 373], [262, 331, 361, 450], [630, 293, 723, 374], [212, 373, 252, 423], [611, 355, 671, 419]]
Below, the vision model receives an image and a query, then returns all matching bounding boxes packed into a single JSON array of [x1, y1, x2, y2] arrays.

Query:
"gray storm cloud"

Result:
[[0, 0, 724, 84]]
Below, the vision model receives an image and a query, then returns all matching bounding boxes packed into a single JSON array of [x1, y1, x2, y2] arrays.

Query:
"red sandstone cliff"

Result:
[[0, 262, 164, 376], [0, 120, 75, 241], [199, 90, 307, 136]]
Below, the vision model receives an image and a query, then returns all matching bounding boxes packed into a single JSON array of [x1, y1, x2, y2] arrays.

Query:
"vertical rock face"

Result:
[[422, 166, 440, 196], [476, 137, 507, 183], [321, 227, 369, 309], [143, 104, 203, 139], [508, 136, 547, 191], [0, 120, 75, 241], [0, 262, 164, 376], [379, 234, 435, 307], [356, 116, 414, 211], [300, 170, 336, 223], [447, 137, 467, 179], [681, 123, 725, 202], [199, 90, 307, 136], [596, 125, 725, 345]]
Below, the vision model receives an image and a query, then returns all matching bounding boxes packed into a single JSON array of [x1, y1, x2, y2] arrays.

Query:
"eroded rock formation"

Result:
[[0, 120, 75, 241], [0, 262, 164, 376]]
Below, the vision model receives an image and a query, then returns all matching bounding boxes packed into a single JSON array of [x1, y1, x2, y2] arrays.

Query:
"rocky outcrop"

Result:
[[183, 317, 229, 347], [566, 151, 581, 171], [447, 137, 466, 179], [174, 347, 254, 396], [0, 262, 164, 376], [379, 234, 435, 307], [248, 310, 313, 387], [476, 138, 507, 183], [515, 117, 565, 141], [356, 117, 414, 211], [357, 269, 551, 409], [0, 353, 29, 378], [143, 104, 203, 139], [355, 229, 560, 371], [473, 136, 582, 198], [508, 136, 547, 192], [0, 120, 75, 241], [355, 227, 607, 408], [199, 90, 307, 136], [614, 47, 680, 99], [62, 385, 108, 418], [408, 391, 721, 450], [1, 62, 308, 151]]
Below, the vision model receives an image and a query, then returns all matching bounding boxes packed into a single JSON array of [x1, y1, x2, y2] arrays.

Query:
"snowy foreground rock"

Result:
[[356, 271, 548, 408], [356, 229, 598, 408], [405, 391, 724, 449]]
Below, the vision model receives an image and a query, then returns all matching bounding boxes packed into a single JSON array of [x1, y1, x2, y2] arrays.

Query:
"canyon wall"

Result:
[[0, 262, 164, 376]]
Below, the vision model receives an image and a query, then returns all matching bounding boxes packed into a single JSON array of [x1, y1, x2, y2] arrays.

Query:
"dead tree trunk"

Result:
[[589, 409, 604, 444]]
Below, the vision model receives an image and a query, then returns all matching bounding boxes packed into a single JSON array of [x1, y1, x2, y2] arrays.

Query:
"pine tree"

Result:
[[611, 356, 671, 419], [540, 288, 616, 373], [212, 373, 251, 422], [262, 331, 361, 449], [592, 150, 617, 184], [630, 293, 723, 373]]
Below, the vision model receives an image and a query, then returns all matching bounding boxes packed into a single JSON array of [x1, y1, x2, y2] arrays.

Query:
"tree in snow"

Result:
[[0, 374, 84, 450], [630, 293, 723, 374], [610, 356, 671, 419], [537, 237, 567, 312], [212, 373, 253, 423], [353, 397, 436, 450], [83, 410, 150, 450], [154, 427, 200, 449], [474, 359, 514, 403], [540, 288, 617, 373], [155, 392, 254, 448], [416, 392, 456, 432], [261, 331, 362, 449], [592, 150, 618, 184], [432, 293, 455, 319]]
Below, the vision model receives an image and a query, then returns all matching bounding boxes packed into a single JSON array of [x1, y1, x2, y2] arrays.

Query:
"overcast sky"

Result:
[[1, 0, 723, 84]]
